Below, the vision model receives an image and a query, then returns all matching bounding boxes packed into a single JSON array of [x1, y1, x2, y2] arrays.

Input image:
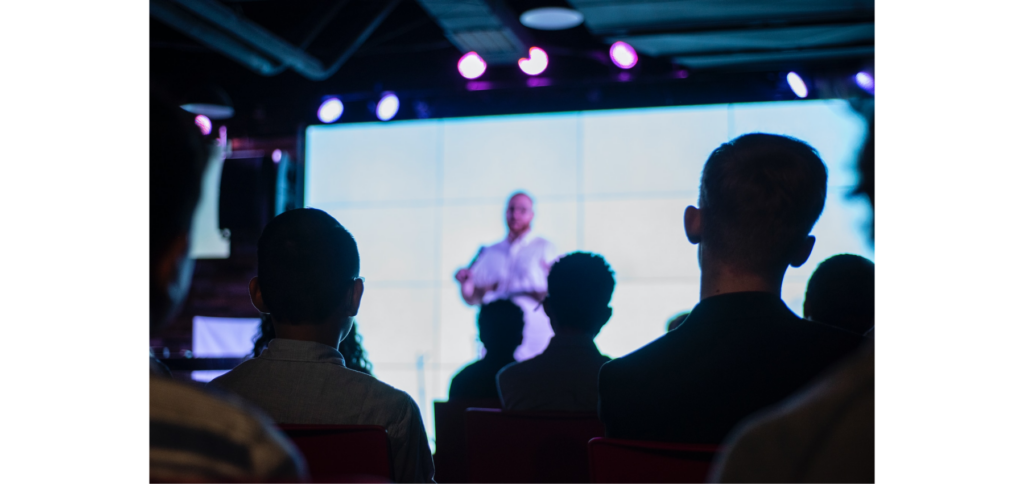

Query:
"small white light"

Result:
[[855, 71, 875, 94], [317, 98, 344, 123], [458, 51, 487, 79], [376, 92, 399, 121], [520, 7, 584, 30], [787, 72, 809, 98], [272, 149, 282, 163]]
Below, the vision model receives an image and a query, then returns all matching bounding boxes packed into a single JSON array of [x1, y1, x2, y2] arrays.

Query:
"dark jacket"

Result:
[[598, 291, 862, 445]]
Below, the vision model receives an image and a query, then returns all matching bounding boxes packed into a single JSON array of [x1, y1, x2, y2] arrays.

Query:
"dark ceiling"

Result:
[[151, 0, 874, 138]]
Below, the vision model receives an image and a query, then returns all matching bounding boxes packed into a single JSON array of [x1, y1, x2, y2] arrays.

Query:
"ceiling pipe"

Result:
[[150, 0, 284, 76], [165, 0, 401, 81]]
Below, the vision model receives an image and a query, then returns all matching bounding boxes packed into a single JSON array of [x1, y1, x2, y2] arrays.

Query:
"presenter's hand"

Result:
[[455, 268, 472, 283]]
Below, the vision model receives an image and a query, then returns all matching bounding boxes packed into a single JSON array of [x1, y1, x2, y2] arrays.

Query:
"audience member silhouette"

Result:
[[148, 95, 305, 482], [666, 312, 690, 332], [449, 299, 524, 400], [712, 121, 875, 483], [497, 252, 615, 412], [804, 254, 875, 335], [209, 208, 434, 483], [598, 133, 862, 445], [253, 313, 374, 375]]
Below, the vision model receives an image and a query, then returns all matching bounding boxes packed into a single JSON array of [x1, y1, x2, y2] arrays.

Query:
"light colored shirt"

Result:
[[469, 230, 560, 360], [496, 334, 611, 412], [209, 338, 435, 483], [150, 376, 306, 482]]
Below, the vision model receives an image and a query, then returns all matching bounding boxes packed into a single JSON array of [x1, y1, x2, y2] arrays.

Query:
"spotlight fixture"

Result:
[[518, 47, 549, 76], [272, 149, 282, 163], [458, 51, 487, 79], [520, 7, 584, 30], [609, 41, 638, 69], [376, 92, 399, 121], [194, 114, 212, 136], [855, 71, 875, 95], [180, 84, 234, 119], [317, 98, 344, 123], [787, 72, 809, 99]]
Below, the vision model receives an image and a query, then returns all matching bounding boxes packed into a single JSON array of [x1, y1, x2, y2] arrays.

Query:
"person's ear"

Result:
[[684, 206, 702, 244], [249, 277, 270, 313], [789, 235, 816, 268], [347, 278, 364, 317]]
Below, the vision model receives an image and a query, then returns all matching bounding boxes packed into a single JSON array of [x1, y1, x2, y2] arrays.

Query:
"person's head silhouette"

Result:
[[543, 252, 616, 339], [478, 299, 524, 359], [684, 133, 827, 297], [248, 208, 364, 348], [150, 95, 209, 332], [804, 254, 875, 335]]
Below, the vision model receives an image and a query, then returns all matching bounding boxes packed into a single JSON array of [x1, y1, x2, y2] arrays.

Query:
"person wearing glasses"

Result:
[[209, 208, 435, 483]]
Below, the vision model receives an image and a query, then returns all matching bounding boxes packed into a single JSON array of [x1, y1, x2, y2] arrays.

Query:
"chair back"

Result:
[[277, 424, 392, 483], [465, 408, 604, 483], [433, 399, 500, 483], [588, 437, 719, 483]]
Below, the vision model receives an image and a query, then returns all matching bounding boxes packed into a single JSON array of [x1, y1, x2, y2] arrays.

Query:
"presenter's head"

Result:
[[506, 192, 534, 237], [248, 208, 364, 348], [684, 133, 826, 285]]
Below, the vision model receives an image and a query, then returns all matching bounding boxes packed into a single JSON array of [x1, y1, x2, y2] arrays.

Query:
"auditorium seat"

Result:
[[276, 424, 392, 483], [464, 408, 605, 483], [433, 399, 501, 483], [588, 437, 719, 483]]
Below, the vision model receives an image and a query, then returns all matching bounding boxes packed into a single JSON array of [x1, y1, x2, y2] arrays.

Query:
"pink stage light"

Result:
[[376, 92, 399, 121], [518, 47, 549, 76], [458, 52, 487, 79], [855, 71, 875, 94], [609, 41, 638, 69], [194, 115, 212, 136], [272, 149, 282, 163]]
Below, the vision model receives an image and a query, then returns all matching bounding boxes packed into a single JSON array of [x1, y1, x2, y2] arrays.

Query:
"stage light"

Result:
[[518, 47, 548, 76], [855, 71, 875, 94], [272, 149, 282, 163], [787, 72, 808, 98], [458, 51, 487, 79], [520, 7, 584, 30], [376, 92, 399, 121], [317, 98, 344, 123], [609, 41, 638, 69], [194, 115, 212, 136]]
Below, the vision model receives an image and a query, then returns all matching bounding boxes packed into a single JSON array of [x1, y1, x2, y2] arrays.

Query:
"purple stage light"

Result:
[[194, 115, 212, 136], [458, 52, 487, 79], [376, 92, 399, 121], [787, 72, 808, 98], [518, 47, 549, 76], [272, 149, 282, 163], [317, 98, 344, 123], [855, 71, 875, 94], [609, 41, 638, 69]]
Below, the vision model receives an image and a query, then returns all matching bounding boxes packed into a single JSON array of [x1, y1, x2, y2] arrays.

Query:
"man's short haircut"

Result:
[[698, 133, 828, 272], [257, 208, 360, 324], [508, 191, 533, 204], [478, 299, 524, 352], [546, 252, 616, 332], [804, 254, 875, 335], [150, 94, 209, 268]]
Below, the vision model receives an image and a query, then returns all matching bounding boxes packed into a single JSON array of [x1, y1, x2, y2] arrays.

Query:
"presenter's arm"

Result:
[[455, 248, 495, 305]]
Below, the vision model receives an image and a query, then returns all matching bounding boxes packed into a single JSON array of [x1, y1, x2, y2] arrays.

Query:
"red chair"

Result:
[[588, 437, 719, 483], [464, 408, 605, 483], [433, 399, 501, 483], [277, 424, 392, 483]]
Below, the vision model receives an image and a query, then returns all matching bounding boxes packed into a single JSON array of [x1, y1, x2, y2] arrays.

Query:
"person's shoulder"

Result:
[[359, 371, 419, 408], [150, 376, 305, 480]]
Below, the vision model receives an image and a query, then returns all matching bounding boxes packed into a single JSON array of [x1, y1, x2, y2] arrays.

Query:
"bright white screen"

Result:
[[305, 100, 873, 446]]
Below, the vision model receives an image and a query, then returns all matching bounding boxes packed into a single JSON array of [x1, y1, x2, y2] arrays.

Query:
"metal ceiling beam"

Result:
[[415, 0, 533, 65], [152, 0, 401, 81]]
